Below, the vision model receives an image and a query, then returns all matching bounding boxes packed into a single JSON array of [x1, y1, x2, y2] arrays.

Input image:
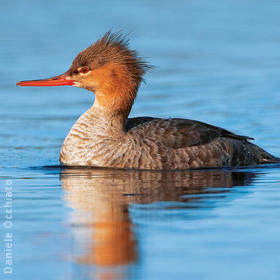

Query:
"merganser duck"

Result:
[[17, 32, 279, 169]]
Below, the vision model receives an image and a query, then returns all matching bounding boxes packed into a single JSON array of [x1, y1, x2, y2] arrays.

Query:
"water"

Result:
[[1, 0, 280, 279]]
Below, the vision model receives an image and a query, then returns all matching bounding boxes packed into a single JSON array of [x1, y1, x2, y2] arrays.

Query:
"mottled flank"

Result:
[[60, 109, 279, 169], [55, 31, 279, 169]]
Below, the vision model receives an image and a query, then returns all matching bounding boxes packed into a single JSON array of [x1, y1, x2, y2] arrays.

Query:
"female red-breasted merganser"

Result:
[[17, 32, 279, 169]]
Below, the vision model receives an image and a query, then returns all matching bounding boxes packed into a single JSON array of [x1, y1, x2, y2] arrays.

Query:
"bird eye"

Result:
[[80, 66, 89, 74]]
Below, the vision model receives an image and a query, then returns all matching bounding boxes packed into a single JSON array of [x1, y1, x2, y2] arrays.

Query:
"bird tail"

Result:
[[251, 144, 280, 164], [258, 155, 280, 164]]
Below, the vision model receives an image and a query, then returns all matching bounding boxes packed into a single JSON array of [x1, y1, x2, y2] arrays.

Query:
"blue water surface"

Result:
[[1, 1, 280, 279]]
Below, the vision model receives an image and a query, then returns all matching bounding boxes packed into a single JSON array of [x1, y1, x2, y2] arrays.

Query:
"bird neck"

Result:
[[92, 86, 139, 130], [88, 62, 140, 125], [85, 100, 129, 134]]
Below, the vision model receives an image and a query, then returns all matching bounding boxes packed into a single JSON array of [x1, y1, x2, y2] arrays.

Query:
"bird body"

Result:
[[17, 32, 279, 170], [59, 104, 277, 169]]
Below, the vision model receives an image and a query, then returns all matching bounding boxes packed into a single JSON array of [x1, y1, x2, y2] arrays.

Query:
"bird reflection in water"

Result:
[[60, 168, 256, 279]]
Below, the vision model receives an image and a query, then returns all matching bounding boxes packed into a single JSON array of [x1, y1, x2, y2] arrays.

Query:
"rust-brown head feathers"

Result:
[[68, 31, 151, 83]]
